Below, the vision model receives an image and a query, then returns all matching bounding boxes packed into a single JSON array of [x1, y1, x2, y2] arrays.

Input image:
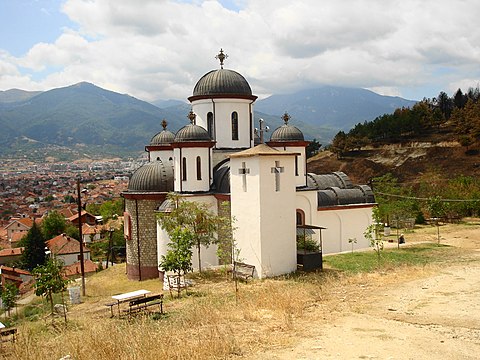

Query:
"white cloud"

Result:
[[1, 0, 480, 101]]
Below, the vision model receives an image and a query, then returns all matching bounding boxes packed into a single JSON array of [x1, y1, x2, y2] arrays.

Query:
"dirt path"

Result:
[[250, 224, 480, 359]]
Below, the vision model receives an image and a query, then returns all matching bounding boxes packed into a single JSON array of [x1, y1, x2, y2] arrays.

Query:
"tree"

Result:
[[158, 194, 218, 272], [159, 227, 193, 297], [21, 222, 47, 271], [306, 139, 321, 158], [1, 282, 18, 316], [42, 210, 67, 240], [364, 207, 384, 261], [331, 131, 347, 159], [32, 258, 70, 320]]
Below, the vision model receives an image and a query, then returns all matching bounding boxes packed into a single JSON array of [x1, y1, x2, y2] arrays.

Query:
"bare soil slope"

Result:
[[308, 143, 480, 184]]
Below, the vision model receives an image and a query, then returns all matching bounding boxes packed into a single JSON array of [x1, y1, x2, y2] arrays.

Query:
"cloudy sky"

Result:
[[1, 0, 479, 102]]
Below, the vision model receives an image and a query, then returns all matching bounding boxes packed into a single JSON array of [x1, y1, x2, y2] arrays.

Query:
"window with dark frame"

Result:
[[231, 111, 239, 140]]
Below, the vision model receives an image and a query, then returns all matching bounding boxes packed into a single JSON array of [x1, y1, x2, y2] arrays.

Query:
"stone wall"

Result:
[[125, 195, 166, 280]]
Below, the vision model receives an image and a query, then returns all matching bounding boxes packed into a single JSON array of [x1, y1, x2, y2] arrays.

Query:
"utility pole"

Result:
[[77, 178, 86, 296]]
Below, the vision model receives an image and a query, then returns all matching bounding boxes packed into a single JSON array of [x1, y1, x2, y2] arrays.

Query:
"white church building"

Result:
[[122, 50, 376, 280]]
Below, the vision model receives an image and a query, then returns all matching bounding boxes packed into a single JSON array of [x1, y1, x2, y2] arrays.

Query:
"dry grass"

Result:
[[4, 220, 479, 360]]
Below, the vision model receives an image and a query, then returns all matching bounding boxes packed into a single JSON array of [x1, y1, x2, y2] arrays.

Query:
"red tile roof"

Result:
[[0, 247, 24, 257], [63, 260, 98, 276], [46, 234, 89, 255]]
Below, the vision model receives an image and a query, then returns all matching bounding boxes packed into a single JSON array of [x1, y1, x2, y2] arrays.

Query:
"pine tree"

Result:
[[21, 222, 47, 271]]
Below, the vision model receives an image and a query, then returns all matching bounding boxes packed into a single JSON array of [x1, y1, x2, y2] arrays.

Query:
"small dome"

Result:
[[174, 124, 211, 142], [127, 160, 174, 192], [150, 119, 175, 145], [270, 112, 304, 142], [150, 130, 175, 145], [212, 159, 230, 193], [193, 69, 252, 97]]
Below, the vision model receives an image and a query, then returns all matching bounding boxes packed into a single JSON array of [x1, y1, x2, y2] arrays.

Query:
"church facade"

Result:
[[122, 50, 376, 280]]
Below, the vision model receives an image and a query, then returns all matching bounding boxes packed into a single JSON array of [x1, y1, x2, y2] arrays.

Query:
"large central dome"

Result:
[[191, 69, 253, 97]]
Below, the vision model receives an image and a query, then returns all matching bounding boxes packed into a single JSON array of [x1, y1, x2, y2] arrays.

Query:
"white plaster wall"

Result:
[[295, 191, 317, 225], [258, 156, 297, 278], [231, 154, 297, 279], [273, 146, 307, 187], [230, 156, 262, 276], [315, 206, 374, 254], [149, 150, 174, 166], [192, 98, 253, 149], [173, 147, 211, 192], [156, 195, 219, 273]]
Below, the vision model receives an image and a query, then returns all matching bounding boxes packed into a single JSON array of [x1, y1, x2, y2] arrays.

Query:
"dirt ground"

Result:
[[249, 222, 480, 360]]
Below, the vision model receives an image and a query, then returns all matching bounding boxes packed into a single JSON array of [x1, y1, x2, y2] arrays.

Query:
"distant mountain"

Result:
[[256, 86, 417, 132], [0, 82, 417, 160], [0, 89, 42, 103], [152, 99, 188, 108], [0, 82, 189, 159]]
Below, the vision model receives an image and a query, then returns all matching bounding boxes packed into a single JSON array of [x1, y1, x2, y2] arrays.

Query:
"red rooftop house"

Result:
[[4, 217, 42, 244], [0, 247, 24, 266], [46, 234, 91, 267], [68, 211, 97, 226]]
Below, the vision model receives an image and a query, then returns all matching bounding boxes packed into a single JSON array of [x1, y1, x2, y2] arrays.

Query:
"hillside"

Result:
[[308, 140, 480, 185], [0, 83, 417, 160]]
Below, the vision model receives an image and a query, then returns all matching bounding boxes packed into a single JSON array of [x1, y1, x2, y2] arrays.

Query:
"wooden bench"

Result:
[[125, 294, 164, 316], [105, 302, 117, 317], [233, 261, 255, 282], [0, 328, 17, 343]]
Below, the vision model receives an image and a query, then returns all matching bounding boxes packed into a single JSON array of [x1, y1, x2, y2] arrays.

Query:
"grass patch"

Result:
[[324, 243, 452, 273]]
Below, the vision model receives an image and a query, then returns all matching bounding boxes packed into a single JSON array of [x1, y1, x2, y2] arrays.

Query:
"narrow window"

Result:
[[196, 156, 202, 180], [207, 112, 214, 138], [182, 157, 187, 181], [231, 111, 239, 140], [295, 155, 299, 176], [296, 210, 305, 225]]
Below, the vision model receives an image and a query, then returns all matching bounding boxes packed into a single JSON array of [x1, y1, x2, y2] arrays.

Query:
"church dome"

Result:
[[150, 120, 175, 145], [174, 124, 211, 142], [127, 160, 174, 192], [174, 111, 212, 143], [192, 69, 252, 97], [270, 112, 304, 142]]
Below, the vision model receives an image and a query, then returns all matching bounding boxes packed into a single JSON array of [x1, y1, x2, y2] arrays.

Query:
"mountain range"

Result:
[[0, 82, 416, 160]]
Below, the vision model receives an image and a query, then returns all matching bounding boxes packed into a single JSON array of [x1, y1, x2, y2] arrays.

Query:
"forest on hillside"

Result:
[[330, 87, 480, 156]]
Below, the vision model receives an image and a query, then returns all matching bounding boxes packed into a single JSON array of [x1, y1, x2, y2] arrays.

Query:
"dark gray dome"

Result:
[[307, 172, 353, 190], [127, 160, 173, 192], [270, 124, 304, 142], [174, 124, 212, 142], [193, 69, 252, 97], [212, 159, 230, 193], [150, 129, 175, 145]]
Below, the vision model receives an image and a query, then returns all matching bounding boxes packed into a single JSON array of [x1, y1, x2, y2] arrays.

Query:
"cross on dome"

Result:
[[161, 119, 168, 130], [187, 110, 196, 124], [282, 112, 291, 125], [215, 48, 228, 69]]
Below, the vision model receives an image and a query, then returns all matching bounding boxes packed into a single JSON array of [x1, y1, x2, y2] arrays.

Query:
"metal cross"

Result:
[[254, 118, 269, 144], [271, 161, 284, 192], [187, 110, 196, 124], [238, 161, 250, 192], [215, 48, 228, 69]]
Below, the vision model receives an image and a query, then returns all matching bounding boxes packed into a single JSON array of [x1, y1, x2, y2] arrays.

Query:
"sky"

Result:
[[1, 0, 480, 102]]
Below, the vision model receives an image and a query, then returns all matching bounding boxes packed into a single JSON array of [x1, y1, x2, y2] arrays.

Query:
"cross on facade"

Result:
[[271, 160, 284, 192], [238, 161, 250, 192]]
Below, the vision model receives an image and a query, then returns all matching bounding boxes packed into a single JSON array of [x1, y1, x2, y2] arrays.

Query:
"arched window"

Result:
[[231, 111, 239, 140], [182, 157, 187, 181], [156, 157, 160, 161], [207, 112, 214, 138], [295, 155, 299, 176], [296, 209, 305, 226], [196, 156, 202, 180]]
